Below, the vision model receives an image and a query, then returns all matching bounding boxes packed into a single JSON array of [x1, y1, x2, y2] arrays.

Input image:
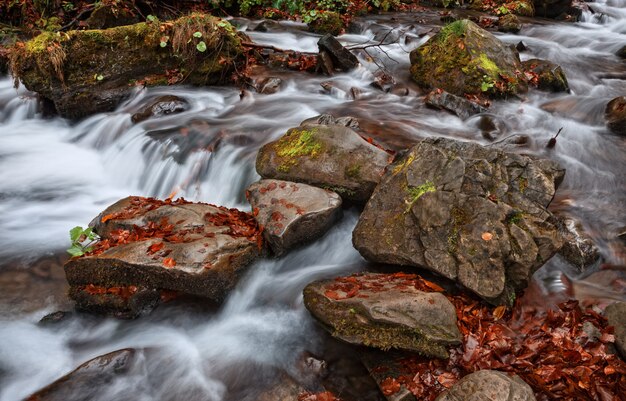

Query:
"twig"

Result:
[[241, 41, 316, 55], [58, 5, 95, 31], [547, 127, 563, 149]]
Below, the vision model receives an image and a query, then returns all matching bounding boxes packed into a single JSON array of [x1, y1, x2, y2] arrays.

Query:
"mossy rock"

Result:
[[409, 19, 527, 98], [85, 3, 141, 29], [308, 11, 344, 36], [10, 13, 244, 119], [522, 58, 569, 93], [303, 273, 461, 358], [255, 123, 391, 202]]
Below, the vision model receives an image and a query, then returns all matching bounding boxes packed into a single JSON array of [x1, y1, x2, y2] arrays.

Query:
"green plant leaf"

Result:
[[147, 14, 157, 23], [96, 74, 104, 81], [196, 41, 207, 52], [69, 226, 84, 242], [67, 244, 85, 257], [193, 31, 203, 38], [481, 81, 490, 91], [160, 41, 167, 47]]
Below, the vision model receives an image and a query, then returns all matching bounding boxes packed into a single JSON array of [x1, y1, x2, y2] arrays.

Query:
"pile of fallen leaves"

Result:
[[298, 391, 341, 401], [367, 274, 626, 400]]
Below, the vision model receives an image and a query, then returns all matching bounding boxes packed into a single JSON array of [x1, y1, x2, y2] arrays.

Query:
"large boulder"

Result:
[[353, 137, 565, 305], [410, 20, 526, 98], [256, 123, 392, 202], [533, 0, 575, 18], [303, 273, 462, 358], [65, 196, 262, 308], [246, 179, 342, 256], [25, 349, 137, 401], [435, 370, 536, 401], [10, 13, 244, 118]]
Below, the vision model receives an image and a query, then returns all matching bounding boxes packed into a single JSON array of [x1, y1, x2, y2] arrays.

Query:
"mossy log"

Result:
[[10, 13, 245, 118]]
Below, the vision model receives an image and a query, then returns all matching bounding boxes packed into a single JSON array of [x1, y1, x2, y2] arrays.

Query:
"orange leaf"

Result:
[[163, 257, 176, 268], [493, 305, 507, 320], [101, 213, 115, 223], [481, 232, 493, 241]]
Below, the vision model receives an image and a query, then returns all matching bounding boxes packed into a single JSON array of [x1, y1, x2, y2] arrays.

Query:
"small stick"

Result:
[[547, 127, 563, 149]]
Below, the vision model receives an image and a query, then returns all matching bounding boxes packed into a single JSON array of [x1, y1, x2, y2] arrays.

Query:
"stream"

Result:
[[0, 1, 625, 400]]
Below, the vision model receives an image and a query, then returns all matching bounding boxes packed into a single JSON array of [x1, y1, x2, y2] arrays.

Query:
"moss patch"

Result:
[[405, 181, 436, 213]]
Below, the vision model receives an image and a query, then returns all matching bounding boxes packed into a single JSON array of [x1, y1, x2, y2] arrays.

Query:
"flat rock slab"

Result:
[[246, 179, 342, 255], [25, 349, 137, 401], [435, 370, 536, 401], [425, 89, 488, 120], [65, 196, 262, 304], [256, 123, 392, 202], [353, 137, 565, 305], [303, 273, 461, 358], [68, 284, 161, 319]]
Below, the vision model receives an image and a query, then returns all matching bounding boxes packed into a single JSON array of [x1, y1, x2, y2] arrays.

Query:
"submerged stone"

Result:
[[522, 59, 569, 92]]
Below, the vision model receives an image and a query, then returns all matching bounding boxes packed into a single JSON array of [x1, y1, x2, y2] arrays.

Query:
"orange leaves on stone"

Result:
[[83, 284, 138, 301], [380, 377, 401, 395], [147, 242, 164, 254], [163, 257, 176, 268], [298, 391, 341, 401], [481, 232, 493, 241], [101, 213, 115, 223]]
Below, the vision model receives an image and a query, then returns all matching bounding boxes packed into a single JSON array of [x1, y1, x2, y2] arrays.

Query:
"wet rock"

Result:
[[85, 3, 140, 29], [353, 137, 565, 305], [522, 59, 569, 92], [255, 376, 306, 401], [303, 273, 461, 358], [308, 12, 344, 36], [254, 20, 280, 32], [256, 76, 283, 94], [246, 179, 342, 256], [516, 41, 528, 52], [557, 215, 600, 271], [370, 72, 396, 92], [39, 311, 73, 326], [301, 114, 360, 130], [533, 0, 575, 19], [425, 89, 488, 120], [10, 14, 244, 119], [318, 50, 335, 75], [0, 46, 8, 75], [68, 284, 161, 318], [318, 34, 359, 72], [361, 351, 417, 401], [617, 45, 626, 59], [498, 14, 522, 33], [255, 124, 391, 202], [350, 87, 364, 100], [131, 95, 189, 123], [390, 85, 410, 97], [410, 20, 526, 98], [65, 196, 262, 304], [605, 96, 626, 136], [604, 302, 626, 359], [435, 370, 536, 401], [25, 349, 137, 401]]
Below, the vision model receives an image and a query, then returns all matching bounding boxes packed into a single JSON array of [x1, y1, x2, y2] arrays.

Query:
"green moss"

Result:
[[322, 185, 356, 198], [506, 209, 524, 224], [345, 164, 361, 179], [308, 11, 344, 36], [405, 181, 436, 213], [438, 20, 467, 42], [276, 128, 322, 158]]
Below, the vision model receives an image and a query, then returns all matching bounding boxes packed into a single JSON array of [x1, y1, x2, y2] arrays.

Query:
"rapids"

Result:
[[0, 2, 624, 400]]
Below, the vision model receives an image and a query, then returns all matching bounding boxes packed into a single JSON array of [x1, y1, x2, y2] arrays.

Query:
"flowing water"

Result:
[[0, 2, 625, 400]]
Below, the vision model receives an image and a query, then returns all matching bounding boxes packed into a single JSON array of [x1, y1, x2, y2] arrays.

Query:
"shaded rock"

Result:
[[246, 179, 342, 255], [39, 311, 73, 326], [516, 41, 528, 52], [390, 85, 410, 96], [131, 95, 189, 123], [0, 46, 8, 75], [410, 20, 526, 98], [361, 351, 417, 401], [318, 50, 335, 75], [604, 302, 626, 359], [617, 45, 626, 59], [255, 375, 306, 401], [254, 20, 280, 32], [256, 124, 391, 202], [65, 196, 262, 303], [353, 137, 565, 305], [522, 59, 569, 92], [435, 370, 536, 401], [318, 34, 359, 72], [85, 3, 140, 29], [308, 12, 344, 36], [498, 14, 522, 33], [10, 13, 244, 119], [425, 89, 488, 120], [301, 114, 360, 130], [68, 284, 161, 318], [25, 349, 137, 401], [557, 215, 600, 271], [370, 71, 396, 92], [533, 0, 575, 19], [256, 76, 283, 94], [303, 273, 462, 358], [605, 96, 626, 136]]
